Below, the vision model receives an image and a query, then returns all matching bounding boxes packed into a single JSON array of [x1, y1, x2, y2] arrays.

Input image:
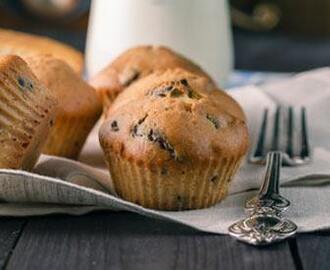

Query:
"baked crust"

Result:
[[0, 28, 83, 74], [100, 71, 248, 165], [90, 45, 214, 110]]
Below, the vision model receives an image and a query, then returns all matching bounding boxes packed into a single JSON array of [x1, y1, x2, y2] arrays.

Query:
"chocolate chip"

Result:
[[131, 124, 144, 137], [18, 77, 25, 88], [131, 123, 177, 159], [28, 82, 34, 90], [131, 125, 138, 137], [132, 115, 148, 137], [17, 77, 34, 91], [138, 114, 148, 125], [111, 120, 119, 132], [170, 88, 183, 97], [150, 85, 173, 97], [180, 79, 189, 86], [206, 114, 220, 129], [164, 85, 173, 91], [147, 129, 176, 159], [210, 175, 218, 183], [21, 142, 29, 148], [157, 136, 170, 150], [187, 89, 201, 99], [147, 129, 155, 141]]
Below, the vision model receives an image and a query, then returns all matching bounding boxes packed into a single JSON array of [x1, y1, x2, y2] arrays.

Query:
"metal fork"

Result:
[[250, 106, 311, 166], [228, 106, 311, 246]]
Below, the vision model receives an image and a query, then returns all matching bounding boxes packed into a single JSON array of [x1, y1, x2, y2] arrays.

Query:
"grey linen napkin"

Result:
[[1, 68, 330, 234]]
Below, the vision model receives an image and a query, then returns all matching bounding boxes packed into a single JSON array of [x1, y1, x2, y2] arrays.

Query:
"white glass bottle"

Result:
[[86, 0, 233, 86]]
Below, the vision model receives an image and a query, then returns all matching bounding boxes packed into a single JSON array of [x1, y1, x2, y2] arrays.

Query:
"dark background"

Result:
[[1, 0, 330, 73]]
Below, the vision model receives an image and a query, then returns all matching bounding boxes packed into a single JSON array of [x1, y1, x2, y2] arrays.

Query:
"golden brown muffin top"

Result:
[[99, 70, 249, 166], [109, 69, 215, 114], [25, 54, 102, 117], [0, 28, 83, 74], [90, 45, 214, 98]]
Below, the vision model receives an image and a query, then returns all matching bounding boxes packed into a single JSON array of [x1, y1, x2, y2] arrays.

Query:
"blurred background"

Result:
[[1, 0, 330, 77]]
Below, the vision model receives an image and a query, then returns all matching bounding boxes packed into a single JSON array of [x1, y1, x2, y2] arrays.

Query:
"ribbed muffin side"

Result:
[[105, 149, 243, 210], [0, 55, 57, 170], [42, 113, 100, 159], [25, 55, 102, 159]]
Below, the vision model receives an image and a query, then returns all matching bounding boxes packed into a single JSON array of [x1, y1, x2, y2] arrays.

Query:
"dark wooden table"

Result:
[[0, 212, 329, 270], [1, 18, 330, 270]]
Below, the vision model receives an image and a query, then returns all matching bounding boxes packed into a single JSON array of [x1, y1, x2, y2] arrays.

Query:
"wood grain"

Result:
[[295, 232, 330, 270], [0, 218, 25, 269], [6, 212, 296, 270]]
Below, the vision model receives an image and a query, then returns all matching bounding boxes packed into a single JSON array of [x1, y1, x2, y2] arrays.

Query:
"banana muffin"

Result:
[[0, 28, 83, 74], [99, 70, 249, 210], [25, 55, 102, 159], [0, 55, 57, 170], [90, 45, 214, 112]]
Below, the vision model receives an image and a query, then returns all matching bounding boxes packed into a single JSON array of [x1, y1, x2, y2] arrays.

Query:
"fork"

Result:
[[250, 107, 311, 166], [228, 106, 311, 246]]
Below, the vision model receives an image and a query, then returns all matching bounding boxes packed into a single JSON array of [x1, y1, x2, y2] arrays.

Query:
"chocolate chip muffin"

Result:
[[0, 55, 57, 170], [0, 28, 83, 74], [99, 70, 249, 210], [90, 45, 214, 112], [25, 55, 102, 159]]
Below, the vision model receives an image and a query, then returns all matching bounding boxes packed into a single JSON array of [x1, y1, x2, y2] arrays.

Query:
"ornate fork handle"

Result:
[[229, 152, 297, 245], [245, 151, 290, 213]]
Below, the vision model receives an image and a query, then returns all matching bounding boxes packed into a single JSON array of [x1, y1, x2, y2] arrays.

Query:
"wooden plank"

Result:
[[0, 218, 26, 269], [295, 232, 330, 270], [6, 212, 296, 270]]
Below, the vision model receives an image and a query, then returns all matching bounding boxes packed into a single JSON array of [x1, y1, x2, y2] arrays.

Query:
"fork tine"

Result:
[[271, 106, 281, 151], [253, 109, 268, 158], [300, 107, 310, 159], [286, 106, 294, 157]]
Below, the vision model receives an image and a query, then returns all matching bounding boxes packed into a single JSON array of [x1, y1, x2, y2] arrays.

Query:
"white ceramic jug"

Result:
[[86, 0, 233, 86]]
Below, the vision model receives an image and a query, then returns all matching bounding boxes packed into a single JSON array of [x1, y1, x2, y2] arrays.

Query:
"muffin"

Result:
[[25, 55, 102, 159], [90, 45, 214, 111], [0, 55, 57, 170], [0, 28, 83, 74], [99, 70, 249, 210]]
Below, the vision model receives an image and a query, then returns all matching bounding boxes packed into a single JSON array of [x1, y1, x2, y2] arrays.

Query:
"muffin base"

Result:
[[106, 151, 243, 210]]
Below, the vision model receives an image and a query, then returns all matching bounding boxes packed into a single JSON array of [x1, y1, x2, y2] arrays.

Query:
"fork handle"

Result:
[[258, 152, 282, 199]]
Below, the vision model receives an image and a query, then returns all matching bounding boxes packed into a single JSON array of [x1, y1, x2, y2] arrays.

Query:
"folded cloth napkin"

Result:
[[1, 68, 330, 234]]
